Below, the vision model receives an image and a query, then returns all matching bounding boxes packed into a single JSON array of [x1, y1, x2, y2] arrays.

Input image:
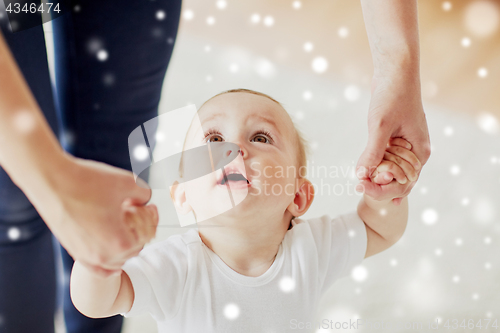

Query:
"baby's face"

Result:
[[179, 92, 300, 223]]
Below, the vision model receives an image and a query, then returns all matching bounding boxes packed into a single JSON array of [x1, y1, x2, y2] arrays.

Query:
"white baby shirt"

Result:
[[121, 211, 367, 333]]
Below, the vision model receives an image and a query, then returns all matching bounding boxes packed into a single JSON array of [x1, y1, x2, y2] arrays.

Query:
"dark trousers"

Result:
[[0, 1, 181, 332]]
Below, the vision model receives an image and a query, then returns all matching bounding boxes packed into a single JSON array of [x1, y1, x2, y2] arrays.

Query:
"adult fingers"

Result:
[[404, 122, 432, 167], [412, 140, 432, 167], [383, 151, 418, 182], [145, 204, 159, 241], [388, 137, 412, 149], [124, 205, 153, 245], [135, 204, 159, 243], [375, 160, 408, 185], [386, 146, 421, 176]]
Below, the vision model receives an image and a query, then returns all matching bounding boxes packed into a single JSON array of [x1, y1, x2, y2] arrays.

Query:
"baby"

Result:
[[70, 89, 420, 332]]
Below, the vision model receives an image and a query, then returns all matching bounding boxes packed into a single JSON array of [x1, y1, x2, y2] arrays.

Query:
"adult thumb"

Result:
[[356, 129, 391, 180]]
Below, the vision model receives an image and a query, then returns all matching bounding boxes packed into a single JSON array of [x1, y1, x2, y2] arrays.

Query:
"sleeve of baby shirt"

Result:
[[120, 255, 155, 318], [308, 211, 367, 294], [120, 237, 188, 321]]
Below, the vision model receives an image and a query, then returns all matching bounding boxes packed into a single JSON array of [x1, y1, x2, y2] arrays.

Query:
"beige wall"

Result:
[[179, 0, 500, 117]]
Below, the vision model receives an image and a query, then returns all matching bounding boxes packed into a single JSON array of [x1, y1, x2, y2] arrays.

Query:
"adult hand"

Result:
[[32, 154, 159, 278], [0, 29, 158, 277], [356, 76, 431, 205]]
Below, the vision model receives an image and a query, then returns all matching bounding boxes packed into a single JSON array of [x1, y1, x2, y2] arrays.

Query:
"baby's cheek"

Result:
[[185, 175, 212, 203], [269, 175, 298, 199]]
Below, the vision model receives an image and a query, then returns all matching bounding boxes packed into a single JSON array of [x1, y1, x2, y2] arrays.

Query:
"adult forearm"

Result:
[[360, 0, 420, 78], [358, 194, 408, 244], [1, 31, 154, 278], [0, 31, 68, 203]]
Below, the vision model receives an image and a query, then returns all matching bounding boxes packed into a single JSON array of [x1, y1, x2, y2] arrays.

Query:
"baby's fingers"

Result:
[[385, 146, 420, 181], [373, 171, 394, 185], [373, 160, 408, 185]]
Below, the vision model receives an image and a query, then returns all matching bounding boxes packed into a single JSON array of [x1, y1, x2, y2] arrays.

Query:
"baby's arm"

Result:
[[70, 203, 157, 318], [71, 261, 134, 318], [357, 138, 420, 258]]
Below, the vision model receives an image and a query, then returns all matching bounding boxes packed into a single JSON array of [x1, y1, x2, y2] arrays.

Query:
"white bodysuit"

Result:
[[121, 211, 367, 333]]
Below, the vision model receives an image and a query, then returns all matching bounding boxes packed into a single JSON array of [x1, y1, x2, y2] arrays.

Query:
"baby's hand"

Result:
[[122, 200, 159, 248], [370, 138, 421, 186]]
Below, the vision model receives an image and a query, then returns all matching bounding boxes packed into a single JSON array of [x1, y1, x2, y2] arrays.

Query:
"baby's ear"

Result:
[[169, 181, 192, 215], [287, 179, 315, 218]]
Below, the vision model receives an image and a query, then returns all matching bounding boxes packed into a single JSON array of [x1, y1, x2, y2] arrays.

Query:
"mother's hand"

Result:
[[35, 154, 158, 277], [356, 76, 431, 204]]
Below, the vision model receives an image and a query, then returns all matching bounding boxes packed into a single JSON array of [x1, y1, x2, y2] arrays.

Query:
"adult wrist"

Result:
[[43, 150, 75, 194], [15, 147, 73, 227], [372, 48, 420, 84], [370, 64, 422, 100]]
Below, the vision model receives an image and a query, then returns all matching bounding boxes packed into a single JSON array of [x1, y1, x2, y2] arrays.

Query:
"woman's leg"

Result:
[[51, 1, 182, 332], [0, 5, 60, 333]]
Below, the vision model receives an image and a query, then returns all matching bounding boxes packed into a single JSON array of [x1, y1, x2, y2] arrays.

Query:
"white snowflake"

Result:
[[250, 13, 260, 24], [311, 57, 328, 73], [338, 26, 349, 38], [223, 303, 240, 320], [477, 67, 488, 78], [216, 0, 227, 10], [183, 9, 194, 20], [263, 16, 274, 27], [8, 227, 21, 241], [442, 1, 452, 11], [206, 16, 216, 25], [133, 145, 150, 161], [97, 50, 108, 61], [351, 265, 368, 282], [344, 85, 360, 101], [156, 10, 166, 20]]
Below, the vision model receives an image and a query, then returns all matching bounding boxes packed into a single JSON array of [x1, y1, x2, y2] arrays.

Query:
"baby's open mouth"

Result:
[[219, 172, 250, 185]]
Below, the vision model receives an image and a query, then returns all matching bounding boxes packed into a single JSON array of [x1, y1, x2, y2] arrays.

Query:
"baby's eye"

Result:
[[207, 134, 224, 143], [252, 134, 270, 144]]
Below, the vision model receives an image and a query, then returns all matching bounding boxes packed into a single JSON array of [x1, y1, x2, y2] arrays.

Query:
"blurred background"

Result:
[[41, 0, 500, 332]]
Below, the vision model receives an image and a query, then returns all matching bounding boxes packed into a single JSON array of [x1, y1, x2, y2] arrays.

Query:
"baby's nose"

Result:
[[225, 148, 244, 157]]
